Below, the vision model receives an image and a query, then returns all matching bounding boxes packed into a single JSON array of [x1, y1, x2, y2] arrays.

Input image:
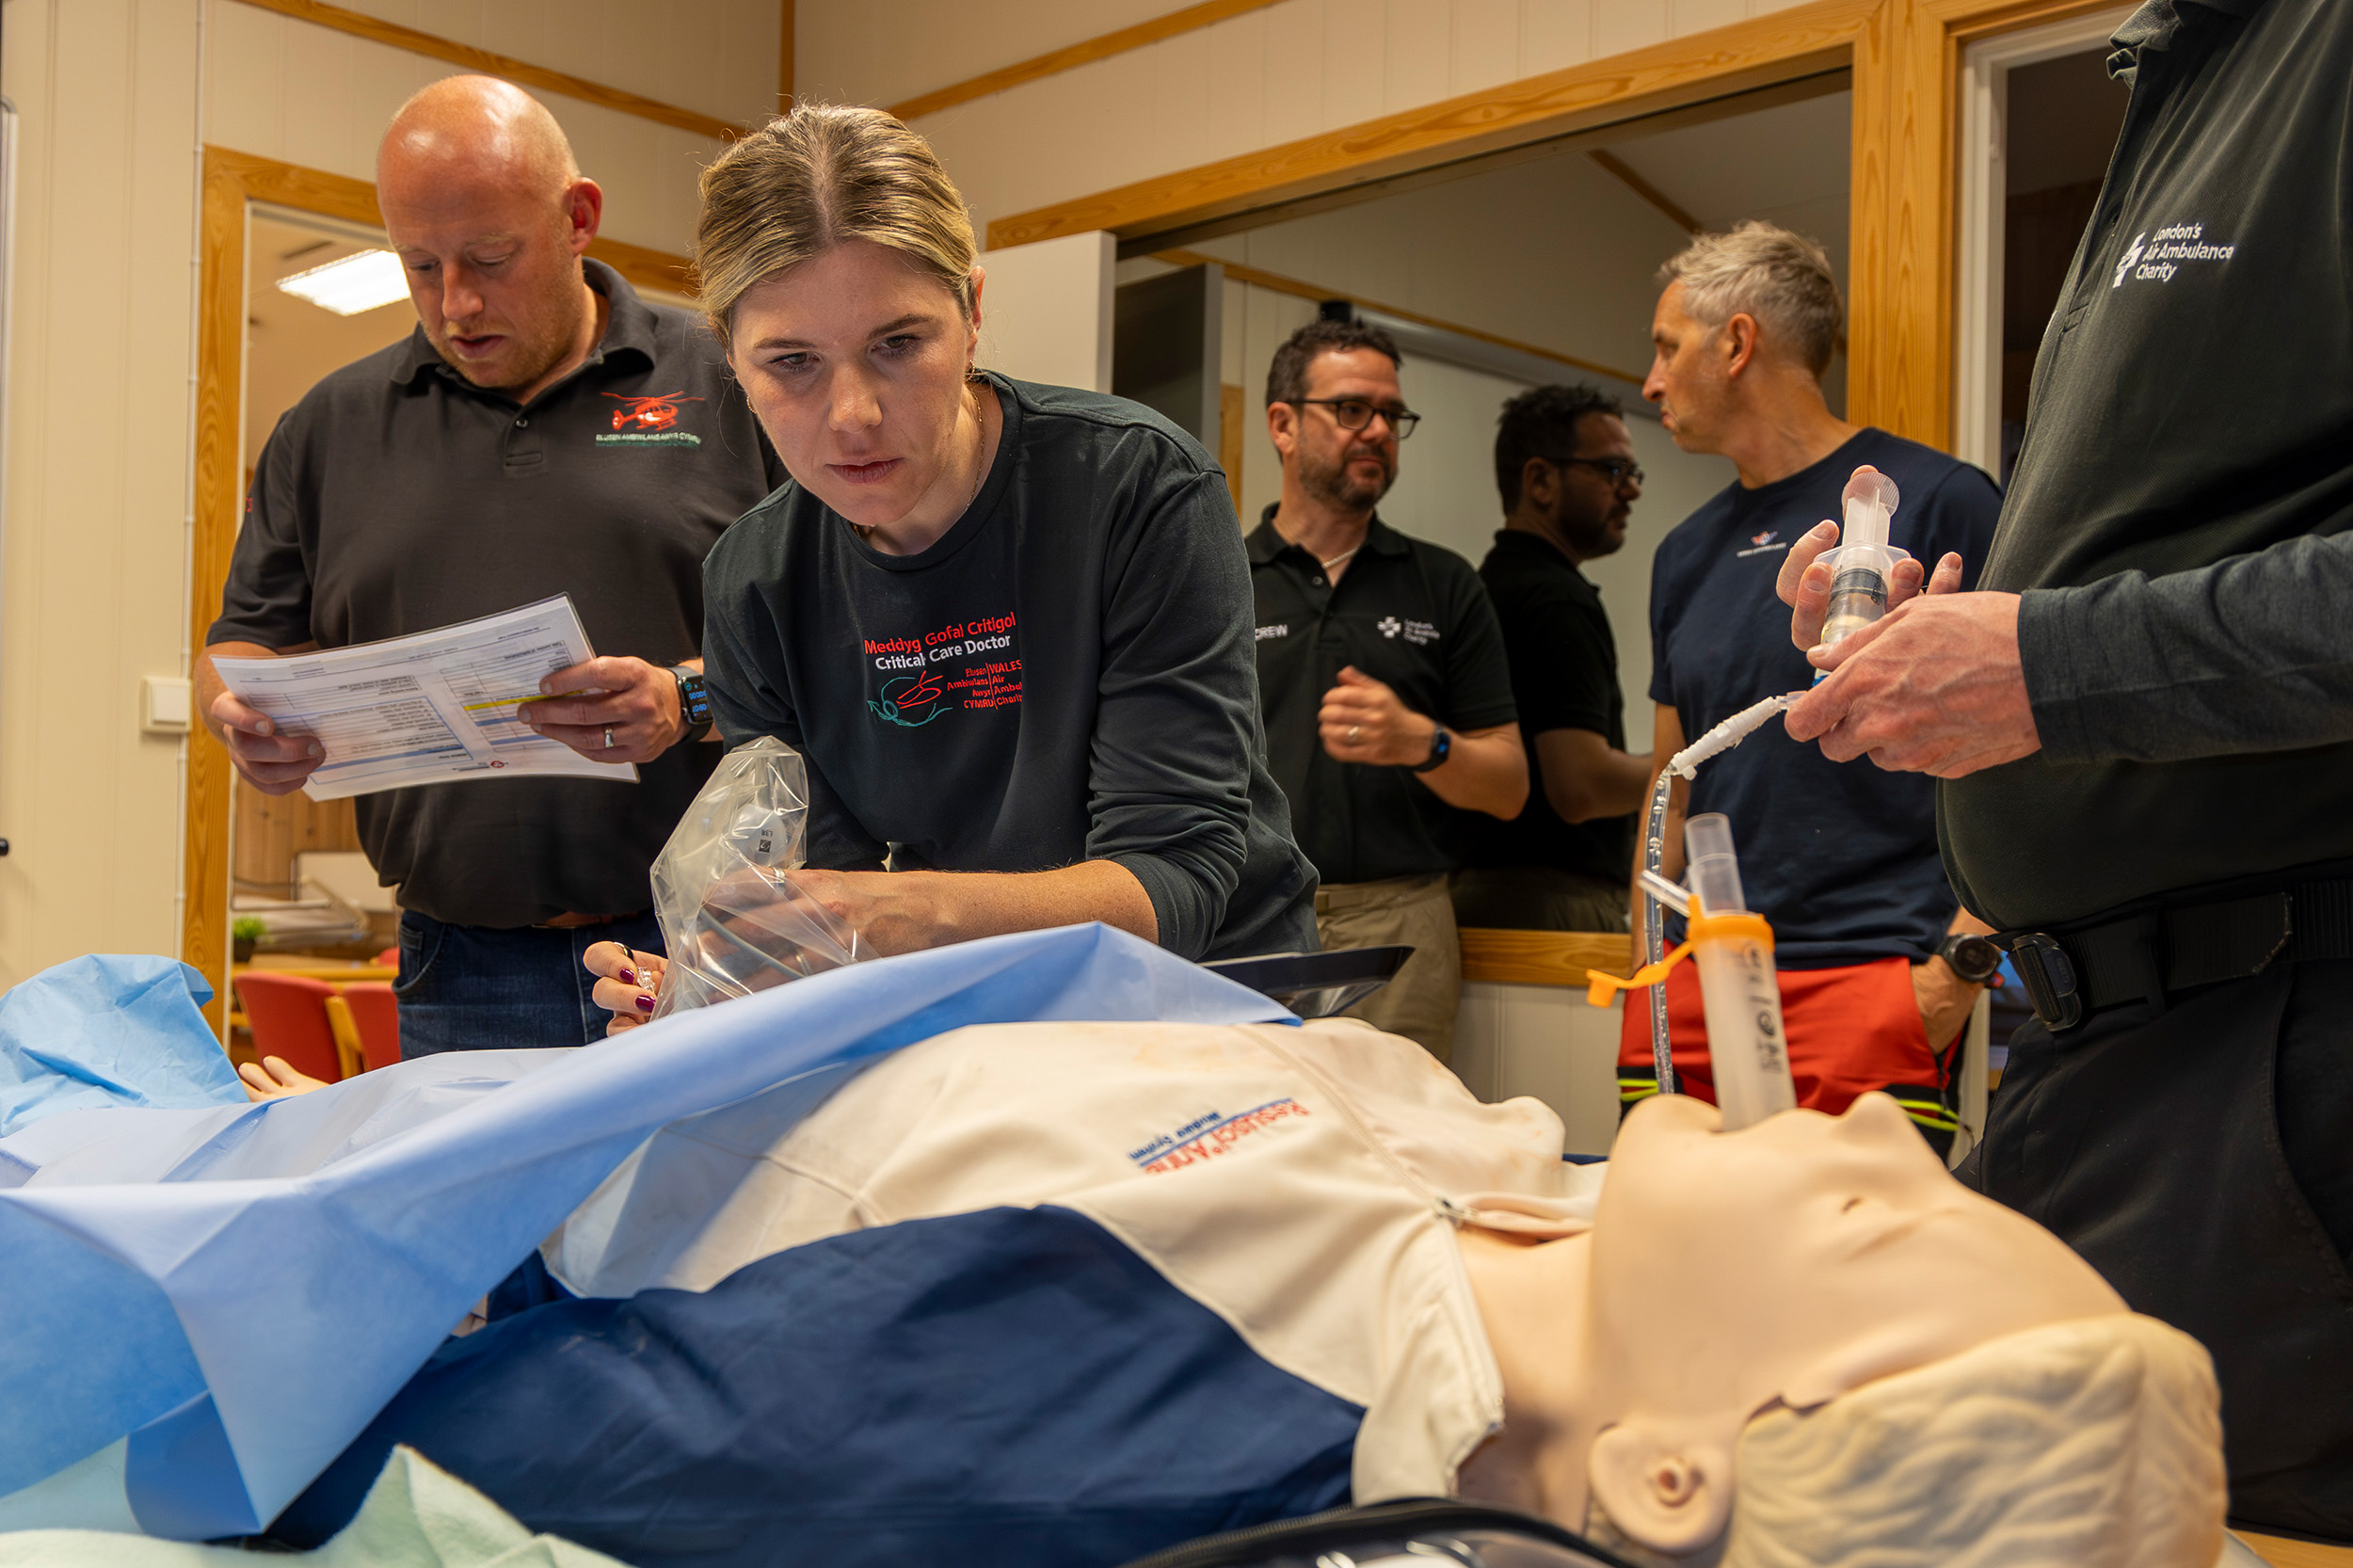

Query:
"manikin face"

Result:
[[1571, 1093, 2124, 1553], [1270, 347, 1403, 510], [1642, 281, 1735, 456], [379, 166, 600, 395], [726, 241, 984, 531]]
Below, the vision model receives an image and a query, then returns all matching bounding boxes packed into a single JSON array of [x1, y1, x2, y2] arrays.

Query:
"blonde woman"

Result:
[[587, 106, 1314, 1023]]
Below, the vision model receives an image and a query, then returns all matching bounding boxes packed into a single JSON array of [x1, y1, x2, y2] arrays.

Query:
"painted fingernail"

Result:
[[634, 994, 655, 1013], [617, 967, 637, 984]]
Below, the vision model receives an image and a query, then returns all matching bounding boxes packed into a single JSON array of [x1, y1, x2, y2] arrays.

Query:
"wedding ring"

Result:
[[1348, 725, 1361, 744], [602, 727, 615, 750]]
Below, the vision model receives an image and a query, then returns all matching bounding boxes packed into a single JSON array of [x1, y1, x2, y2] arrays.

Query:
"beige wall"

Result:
[[0, 0, 754, 988], [0, 0, 205, 984], [319, 0, 784, 130], [809, 0, 1817, 236], [202, 0, 733, 255]]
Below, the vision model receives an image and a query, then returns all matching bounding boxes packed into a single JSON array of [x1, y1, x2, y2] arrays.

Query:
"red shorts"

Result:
[[1616, 955, 1956, 1144]]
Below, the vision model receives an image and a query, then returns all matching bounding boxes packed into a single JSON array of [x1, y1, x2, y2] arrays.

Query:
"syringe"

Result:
[[1681, 813, 1795, 1129], [1816, 467, 1910, 649]]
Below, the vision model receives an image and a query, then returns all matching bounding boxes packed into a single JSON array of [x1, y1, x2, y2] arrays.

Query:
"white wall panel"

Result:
[[1594, 0, 1671, 56], [201, 0, 724, 256], [912, 0, 1819, 236], [797, 0, 1176, 114], [0, 0, 203, 982], [1451, 0, 1525, 98], [1259, 2, 1328, 147], [978, 231, 1116, 392], [1520, 0, 1594, 76], [1385, 0, 1453, 117], [327, 0, 782, 129], [1455, 982, 1624, 1155]]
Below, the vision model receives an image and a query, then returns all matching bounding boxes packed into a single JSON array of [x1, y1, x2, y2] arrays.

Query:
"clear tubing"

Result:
[[1640, 692, 1812, 1096], [1641, 769, 1676, 1096], [1684, 813, 1795, 1130]]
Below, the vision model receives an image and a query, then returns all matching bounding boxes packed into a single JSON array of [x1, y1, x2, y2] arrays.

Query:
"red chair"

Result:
[[377, 947, 399, 971], [336, 983, 402, 1073], [232, 972, 346, 1084]]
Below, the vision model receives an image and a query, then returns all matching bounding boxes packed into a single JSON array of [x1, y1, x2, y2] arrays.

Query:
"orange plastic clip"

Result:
[[1587, 938, 1693, 1007], [1587, 893, 1702, 1007]]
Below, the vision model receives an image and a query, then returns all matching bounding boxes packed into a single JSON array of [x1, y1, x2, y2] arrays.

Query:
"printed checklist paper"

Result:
[[210, 596, 637, 801]]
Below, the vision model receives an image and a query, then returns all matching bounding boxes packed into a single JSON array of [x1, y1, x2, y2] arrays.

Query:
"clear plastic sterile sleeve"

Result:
[[648, 736, 863, 1017]]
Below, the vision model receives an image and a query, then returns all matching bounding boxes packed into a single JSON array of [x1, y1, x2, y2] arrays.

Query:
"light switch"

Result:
[[142, 676, 193, 734]]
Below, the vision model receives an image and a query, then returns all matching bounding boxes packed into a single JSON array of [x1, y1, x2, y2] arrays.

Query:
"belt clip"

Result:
[[2009, 933, 2084, 1032]]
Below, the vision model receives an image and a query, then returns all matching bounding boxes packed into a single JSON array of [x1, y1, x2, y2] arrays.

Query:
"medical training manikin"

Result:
[[0, 766, 2226, 1568], [224, 1013, 2223, 1568]]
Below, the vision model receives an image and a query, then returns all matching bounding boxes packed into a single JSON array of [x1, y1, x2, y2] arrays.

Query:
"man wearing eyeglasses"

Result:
[[1454, 385, 1654, 935], [1247, 319, 1529, 1064], [1625, 222, 2000, 1149]]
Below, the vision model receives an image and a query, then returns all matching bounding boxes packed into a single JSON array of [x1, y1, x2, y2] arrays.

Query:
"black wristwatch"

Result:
[[671, 665, 714, 742], [1936, 932, 2003, 985], [1410, 725, 1451, 774]]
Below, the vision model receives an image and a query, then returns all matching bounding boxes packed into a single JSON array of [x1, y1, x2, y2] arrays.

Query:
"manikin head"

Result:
[[1473, 1092, 2224, 1566], [696, 104, 987, 534], [1641, 222, 1842, 458], [376, 76, 602, 398], [1494, 383, 1641, 563], [1265, 320, 1411, 516]]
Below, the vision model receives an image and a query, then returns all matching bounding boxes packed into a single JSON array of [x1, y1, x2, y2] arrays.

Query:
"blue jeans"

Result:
[[394, 910, 665, 1057]]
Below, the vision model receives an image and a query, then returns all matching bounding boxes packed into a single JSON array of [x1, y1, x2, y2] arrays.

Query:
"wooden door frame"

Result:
[[183, 148, 692, 1031], [984, 0, 2121, 449]]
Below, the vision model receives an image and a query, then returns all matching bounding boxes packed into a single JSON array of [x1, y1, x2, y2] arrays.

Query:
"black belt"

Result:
[[2003, 876, 2353, 1031]]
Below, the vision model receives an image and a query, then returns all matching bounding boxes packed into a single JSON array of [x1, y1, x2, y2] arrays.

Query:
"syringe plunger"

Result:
[[1817, 467, 1908, 649]]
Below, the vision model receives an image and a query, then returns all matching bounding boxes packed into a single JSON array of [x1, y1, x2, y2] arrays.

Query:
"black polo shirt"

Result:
[[1943, 0, 2353, 929], [208, 260, 787, 928], [1248, 509, 1518, 885], [1461, 529, 1632, 884]]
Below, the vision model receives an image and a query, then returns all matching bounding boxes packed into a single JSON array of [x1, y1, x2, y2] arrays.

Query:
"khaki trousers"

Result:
[[1315, 872, 1460, 1064]]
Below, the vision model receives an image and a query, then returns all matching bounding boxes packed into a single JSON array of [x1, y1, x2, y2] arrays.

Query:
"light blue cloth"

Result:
[[0, 957, 244, 1139], [0, 925, 1290, 1542]]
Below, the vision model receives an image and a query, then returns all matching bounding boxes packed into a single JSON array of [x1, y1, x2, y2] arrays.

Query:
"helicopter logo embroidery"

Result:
[[869, 668, 948, 728], [597, 392, 704, 446]]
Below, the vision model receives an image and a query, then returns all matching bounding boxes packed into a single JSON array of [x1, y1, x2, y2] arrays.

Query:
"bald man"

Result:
[[200, 77, 785, 1056]]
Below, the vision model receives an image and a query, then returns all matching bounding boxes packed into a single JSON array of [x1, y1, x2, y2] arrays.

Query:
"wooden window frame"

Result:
[[986, 0, 2121, 453]]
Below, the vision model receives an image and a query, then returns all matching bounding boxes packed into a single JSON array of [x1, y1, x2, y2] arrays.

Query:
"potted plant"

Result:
[[232, 916, 268, 964]]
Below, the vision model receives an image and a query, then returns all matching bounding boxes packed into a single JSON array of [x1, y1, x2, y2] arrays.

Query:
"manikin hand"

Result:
[[239, 1054, 328, 1101], [584, 940, 668, 1034], [1319, 665, 1437, 767], [518, 656, 687, 765]]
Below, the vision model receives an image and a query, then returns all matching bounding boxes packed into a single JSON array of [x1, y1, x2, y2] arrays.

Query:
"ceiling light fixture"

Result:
[[275, 249, 410, 315]]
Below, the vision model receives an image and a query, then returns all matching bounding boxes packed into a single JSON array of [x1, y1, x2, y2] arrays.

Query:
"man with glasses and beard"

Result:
[[1454, 385, 1653, 936], [1247, 319, 1528, 1064]]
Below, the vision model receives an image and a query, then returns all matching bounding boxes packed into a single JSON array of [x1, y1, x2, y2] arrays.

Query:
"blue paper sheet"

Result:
[[0, 956, 244, 1139], [0, 925, 1291, 1540]]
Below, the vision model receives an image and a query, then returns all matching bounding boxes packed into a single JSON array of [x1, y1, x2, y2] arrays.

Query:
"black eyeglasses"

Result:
[[1289, 397, 1421, 440], [1548, 456, 1644, 488]]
